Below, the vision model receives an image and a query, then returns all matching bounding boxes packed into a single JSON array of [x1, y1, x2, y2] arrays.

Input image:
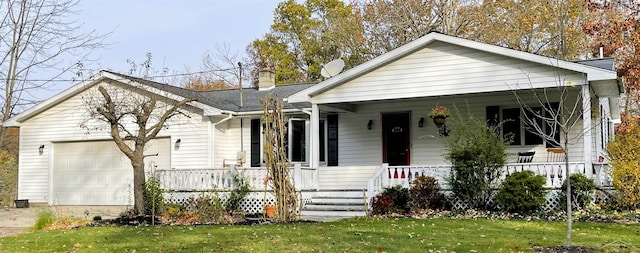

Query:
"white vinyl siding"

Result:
[[311, 42, 587, 104], [332, 92, 586, 169], [17, 81, 208, 203]]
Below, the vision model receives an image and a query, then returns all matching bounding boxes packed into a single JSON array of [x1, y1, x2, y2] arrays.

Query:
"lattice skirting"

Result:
[[444, 188, 615, 212], [163, 191, 313, 214]]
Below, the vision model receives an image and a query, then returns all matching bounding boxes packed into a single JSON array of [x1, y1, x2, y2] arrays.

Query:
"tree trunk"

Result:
[[564, 141, 572, 247], [131, 156, 146, 215]]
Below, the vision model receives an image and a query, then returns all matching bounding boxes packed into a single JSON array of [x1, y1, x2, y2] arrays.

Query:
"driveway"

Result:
[[0, 205, 128, 237]]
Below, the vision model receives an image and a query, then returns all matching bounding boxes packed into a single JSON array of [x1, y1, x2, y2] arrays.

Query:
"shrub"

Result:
[[0, 151, 18, 206], [185, 192, 230, 223], [370, 185, 409, 215], [607, 125, 640, 209], [443, 114, 509, 210], [408, 176, 448, 212], [370, 194, 393, 215], [224, 170, 251, 212], [495, 171, 547, 214], [143, 176, 165, 215], [558, 174, 596, 211]]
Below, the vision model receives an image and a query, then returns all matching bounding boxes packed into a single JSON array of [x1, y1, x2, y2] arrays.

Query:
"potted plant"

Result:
[[429, 105, 450, 126]]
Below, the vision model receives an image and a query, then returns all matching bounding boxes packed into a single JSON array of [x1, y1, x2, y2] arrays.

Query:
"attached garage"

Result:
[[52, 138, 170, 205]]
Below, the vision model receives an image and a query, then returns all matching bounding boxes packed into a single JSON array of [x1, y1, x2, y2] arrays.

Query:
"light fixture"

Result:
[[38, 144, 45, 155], [418, 117, 425, 128], [367, 120, 373, 130], [174, 139, 181, 150]]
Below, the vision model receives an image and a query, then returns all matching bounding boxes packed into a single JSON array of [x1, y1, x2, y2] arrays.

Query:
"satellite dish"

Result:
[[320, 59, 345, 78]]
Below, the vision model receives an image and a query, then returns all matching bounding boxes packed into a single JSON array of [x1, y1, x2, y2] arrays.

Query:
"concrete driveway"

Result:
[[0, 205, 128, 237]]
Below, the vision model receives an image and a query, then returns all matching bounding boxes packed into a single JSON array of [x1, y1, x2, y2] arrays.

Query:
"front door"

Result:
[[382, 112, 410, 166]]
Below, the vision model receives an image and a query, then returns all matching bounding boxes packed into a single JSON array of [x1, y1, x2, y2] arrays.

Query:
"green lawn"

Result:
[[0, 217, 637, 252]]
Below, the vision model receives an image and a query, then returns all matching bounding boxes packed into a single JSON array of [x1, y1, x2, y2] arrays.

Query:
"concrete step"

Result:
[[311, 191, 366, 198], [300, 210, 366, 217], [309, 197, 366, 205], [303, 204, 367, 212]]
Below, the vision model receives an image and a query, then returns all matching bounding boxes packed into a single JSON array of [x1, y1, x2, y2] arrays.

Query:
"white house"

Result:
[[4, 70, 314, 206], [5, 32, 620, 214]]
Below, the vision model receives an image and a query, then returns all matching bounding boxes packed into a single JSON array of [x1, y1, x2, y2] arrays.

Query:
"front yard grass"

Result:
[[0, 217, 637, 252]]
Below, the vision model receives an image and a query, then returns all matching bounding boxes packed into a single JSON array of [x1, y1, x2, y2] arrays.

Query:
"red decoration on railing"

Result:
[[400, 168, 405, 178], [393, 168, 398, 178]]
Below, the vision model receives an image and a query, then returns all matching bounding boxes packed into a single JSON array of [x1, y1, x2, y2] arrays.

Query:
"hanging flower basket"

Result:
[[429, 105, 450, 126], [432, 116, 446, 126]]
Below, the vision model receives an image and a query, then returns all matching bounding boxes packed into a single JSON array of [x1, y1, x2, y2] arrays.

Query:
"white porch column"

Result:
[[310, 103, 320, 168], [582, 84, 593, 173]]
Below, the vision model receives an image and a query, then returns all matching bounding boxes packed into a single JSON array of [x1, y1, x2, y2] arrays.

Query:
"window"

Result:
[[250, 116, 337, 166], [486, 105, 557, 146], [289, 119, 307, 162]]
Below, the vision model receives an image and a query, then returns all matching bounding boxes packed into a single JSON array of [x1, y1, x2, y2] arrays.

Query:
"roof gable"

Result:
[[288, 32, 618, 103]]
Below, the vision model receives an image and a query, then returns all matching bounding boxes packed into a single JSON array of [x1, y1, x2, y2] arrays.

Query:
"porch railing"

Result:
[[367, 162, 612, 200], [154, 163, 318, 192]]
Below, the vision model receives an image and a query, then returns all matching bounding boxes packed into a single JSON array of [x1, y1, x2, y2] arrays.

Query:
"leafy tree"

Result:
[[0, 0, 108, 149], [81, 83, 193, 215], [606, 124, 640, 209], [443, 113, 509, 210], [466, 0, 588, 60], [583, 0, 640, 131], [247, 0, 363, 85]]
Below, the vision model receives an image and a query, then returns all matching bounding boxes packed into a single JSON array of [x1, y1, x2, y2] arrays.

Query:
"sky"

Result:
[[39, 0, 280, 100]]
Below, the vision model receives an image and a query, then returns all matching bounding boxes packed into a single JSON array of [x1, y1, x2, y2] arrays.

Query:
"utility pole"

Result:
[[238, 62, 243, 108]]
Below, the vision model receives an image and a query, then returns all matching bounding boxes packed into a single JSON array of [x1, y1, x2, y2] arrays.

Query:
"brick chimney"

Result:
[[258, 69, 275, 91]]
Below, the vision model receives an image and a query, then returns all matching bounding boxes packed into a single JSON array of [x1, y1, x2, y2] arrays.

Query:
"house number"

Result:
[[392, 127, 403, 133]]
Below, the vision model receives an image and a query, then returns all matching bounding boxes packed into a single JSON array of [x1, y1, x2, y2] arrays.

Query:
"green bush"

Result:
[[370, 185, 409, 215], [143, 176, 165, 215], [224, 170, 251, 212], [443, 114, 509, 210], [495, 171, 547, 214], [408, 176, 448, 212], [558, 174, 596, 211]]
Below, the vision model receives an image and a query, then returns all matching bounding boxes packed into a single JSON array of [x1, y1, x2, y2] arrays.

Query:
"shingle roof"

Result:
[[105, 71, 315, 113]]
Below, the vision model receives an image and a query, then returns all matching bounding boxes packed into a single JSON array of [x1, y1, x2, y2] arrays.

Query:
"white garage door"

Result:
[[52, 139, 170, 205]]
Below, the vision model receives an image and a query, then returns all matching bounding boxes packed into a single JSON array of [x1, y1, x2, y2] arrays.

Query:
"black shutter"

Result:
[[250, 119, 261, 167], [327, 114, 338, 166]]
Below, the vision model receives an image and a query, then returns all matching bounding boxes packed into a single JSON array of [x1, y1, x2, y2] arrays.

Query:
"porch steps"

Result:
[[301, 191, 368, 217]]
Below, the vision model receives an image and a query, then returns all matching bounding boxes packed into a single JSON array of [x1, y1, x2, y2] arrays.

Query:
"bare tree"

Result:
[[262, 93, 298, 222], [0, 0, 108, 149], [182, 44, 248, 91], [511, 73, 593, 247], [81, 82, 194, 215]]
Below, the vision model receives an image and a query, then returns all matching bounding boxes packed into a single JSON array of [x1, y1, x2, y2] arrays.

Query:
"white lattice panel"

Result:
[[163, 191, 312, 214]]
